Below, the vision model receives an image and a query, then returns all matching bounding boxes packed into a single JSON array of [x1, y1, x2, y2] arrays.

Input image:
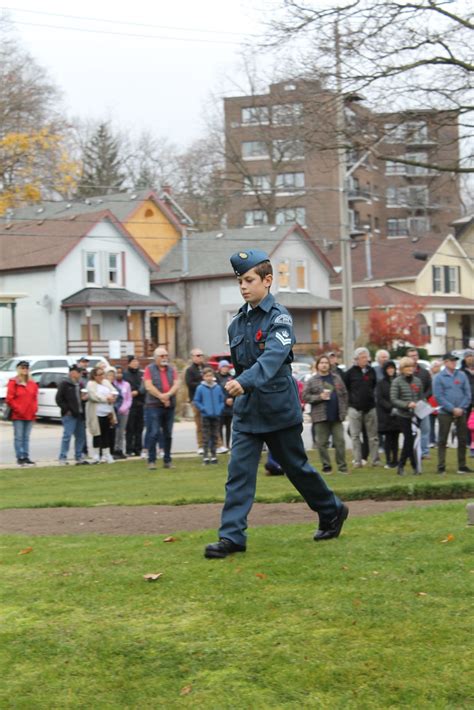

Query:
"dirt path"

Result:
[[0, 499, 456, 536]]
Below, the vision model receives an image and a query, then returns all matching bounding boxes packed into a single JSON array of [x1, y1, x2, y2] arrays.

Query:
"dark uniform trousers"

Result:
[[219, 424, 341, 546]]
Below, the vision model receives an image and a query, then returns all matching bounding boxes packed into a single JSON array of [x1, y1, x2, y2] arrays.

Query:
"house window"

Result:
[[241, 106, 269, 125], [108, 253, 122, 286], [276, 172, 305, 191], [85, 252, 98, 285], [387, 218, 408, 237], [272, 102, 303, 125], [296, 260, 308, 291], [80, 324, 101, 340], [243, 174, 271, 193], [278, 259, 290, 290], [273, 139, 304, 161], [242, 141, 269, 160], [244, 209, 268, 226], [432, 265, 460, 293], [275, 207, 306, 225]]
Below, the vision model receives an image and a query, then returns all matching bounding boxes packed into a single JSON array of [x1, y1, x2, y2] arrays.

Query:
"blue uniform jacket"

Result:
[[433, 368, 471, 414], [229, 292, 302, 433], [193, 382, 225, 418]]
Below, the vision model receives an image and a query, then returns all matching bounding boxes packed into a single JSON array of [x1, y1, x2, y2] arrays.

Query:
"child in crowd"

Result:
[[193, 367, 225, 464]]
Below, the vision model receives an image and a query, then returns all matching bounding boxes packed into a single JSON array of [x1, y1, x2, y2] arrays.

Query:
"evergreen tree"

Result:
[[78, 122, 125, 197]]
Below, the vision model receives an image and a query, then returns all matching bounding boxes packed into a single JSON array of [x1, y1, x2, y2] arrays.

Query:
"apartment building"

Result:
[[224, 79, 461, 245]]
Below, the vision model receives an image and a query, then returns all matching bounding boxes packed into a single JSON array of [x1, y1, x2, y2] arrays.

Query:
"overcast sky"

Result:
[[2, 0, 270, 146]]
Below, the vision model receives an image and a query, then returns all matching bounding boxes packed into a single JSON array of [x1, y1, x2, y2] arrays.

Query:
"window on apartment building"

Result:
[[241, 106, 269, 125], [383, 123, 406, 142], [296, 260, 308, 291], [244, 209, 268, 226], [432, 265, 460, 294], [374, 216, 380, 232], [278, 259, 290, 290], [275, 207, 306, 225], [243, 175, 271, 193], [385, 160, 406, 175], [85, 252, 98, 285], [273, 139, 304, 161], [386, 186, 407, 207], [404, 121, 428, 143], [387, 218, 408, 236], [242, 141, 270, 159], [272, 103, 303, 125], [275, 172, 305, 191], [405, 152, 429, 175], [108, 253, 122, 286], [408, 185, 429, 207], [409, 216, 430, 236]]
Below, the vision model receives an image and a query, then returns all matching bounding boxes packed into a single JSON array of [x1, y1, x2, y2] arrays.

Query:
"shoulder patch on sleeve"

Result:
[[274, 313, 293, 326]]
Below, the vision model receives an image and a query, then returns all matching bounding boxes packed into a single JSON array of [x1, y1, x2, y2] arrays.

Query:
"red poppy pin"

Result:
[[256, 329, 263, 341], [454, 379, 460, 385]]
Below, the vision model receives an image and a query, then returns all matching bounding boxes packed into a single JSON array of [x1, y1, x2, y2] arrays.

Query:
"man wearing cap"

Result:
[[433, 353, 472, 474], [204, 249, 348, 559], [56, 364, 89, 465]]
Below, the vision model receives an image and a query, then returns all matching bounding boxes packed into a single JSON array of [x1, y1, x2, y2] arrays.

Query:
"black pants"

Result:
[[203, 416, 220, 458], [126, 404, 144, 455], [383, 430, 399, 466], [398, 416, 416, 470], [220, 414, 233, 449], [93, 415, 113, 452]]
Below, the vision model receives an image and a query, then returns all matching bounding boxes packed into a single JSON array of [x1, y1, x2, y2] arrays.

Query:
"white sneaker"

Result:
[[140, 451, 148, 460], [158, 450, 164, 459], [92, 454, 101, 464], [197, 448, 204, 455], [216, 446, 228, 454], [104, 453, 114, 464]]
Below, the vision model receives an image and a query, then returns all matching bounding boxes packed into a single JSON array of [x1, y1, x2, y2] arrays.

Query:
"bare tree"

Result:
[[268, 0, 474, 174]]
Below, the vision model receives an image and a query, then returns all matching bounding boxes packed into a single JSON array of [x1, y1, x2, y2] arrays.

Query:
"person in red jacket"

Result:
[[6, 360, 38, 466]]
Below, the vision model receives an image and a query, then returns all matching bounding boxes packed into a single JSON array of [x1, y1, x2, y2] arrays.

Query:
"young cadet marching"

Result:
[[205, 249, 348, 559]]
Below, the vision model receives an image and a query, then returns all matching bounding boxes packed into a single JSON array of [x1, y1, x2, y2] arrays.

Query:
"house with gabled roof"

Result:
[[2, 189, 194, 266], [330, 231, 473, 354], [0, 210, 180, 358], [152, 223, 341, 357]]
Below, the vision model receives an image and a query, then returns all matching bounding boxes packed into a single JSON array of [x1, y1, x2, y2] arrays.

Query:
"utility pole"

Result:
[[335, 20, 354, 362]]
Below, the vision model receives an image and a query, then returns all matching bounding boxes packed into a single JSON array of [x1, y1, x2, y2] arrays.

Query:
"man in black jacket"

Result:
[[56, 364, 89, 465], [123, 356, 144, 456], [185, 348, 208, 454], [344, 347, 380, 468]]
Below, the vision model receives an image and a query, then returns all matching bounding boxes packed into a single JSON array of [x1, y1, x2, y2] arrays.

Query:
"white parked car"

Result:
[[0, 367, 71, 420]]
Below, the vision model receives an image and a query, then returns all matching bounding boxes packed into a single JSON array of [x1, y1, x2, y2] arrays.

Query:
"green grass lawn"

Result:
[[1, 503, 473, 708], [0, 450, 473, 510]]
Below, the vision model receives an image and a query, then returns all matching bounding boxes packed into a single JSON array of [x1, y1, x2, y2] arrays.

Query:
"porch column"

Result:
[[317, 310, 324, 347], [65, 309, 70, 354], [85, 307, 92, 355], [126, 307, 132, 341], [324, 310, 331, 344], [164, 313, 169, 351], [11, 301, 17, 355], [144, 311, 151, 356]]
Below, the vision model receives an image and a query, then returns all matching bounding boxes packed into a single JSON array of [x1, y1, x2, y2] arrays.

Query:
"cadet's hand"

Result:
[[225, 380, 244, 397]]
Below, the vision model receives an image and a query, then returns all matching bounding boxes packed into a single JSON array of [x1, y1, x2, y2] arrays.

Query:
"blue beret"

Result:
[[230, 249, 270, 276]]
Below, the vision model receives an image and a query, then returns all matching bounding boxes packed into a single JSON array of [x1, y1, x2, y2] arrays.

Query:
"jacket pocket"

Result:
[[230, 334, 245, 365], [257, 376, 291, 413]]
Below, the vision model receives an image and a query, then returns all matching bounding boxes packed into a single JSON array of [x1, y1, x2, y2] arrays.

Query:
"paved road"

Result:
[[0, 418, 324, 467]]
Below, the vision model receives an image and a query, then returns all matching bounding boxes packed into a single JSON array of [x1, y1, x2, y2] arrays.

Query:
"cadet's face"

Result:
[[238, 268, 272, 307]]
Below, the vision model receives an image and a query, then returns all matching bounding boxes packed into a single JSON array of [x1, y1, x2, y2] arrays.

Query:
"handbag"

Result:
[[2, 404, 12, 421]]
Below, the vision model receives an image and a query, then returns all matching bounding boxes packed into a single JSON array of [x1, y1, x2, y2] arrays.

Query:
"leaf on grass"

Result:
[[180, 685, 192, 696], [235, 567, 242, 573], [255, 573, 267, 580], [341, 565, 349, 571], [163, 536, 178, 543], [143, 541, 153, 546], [416, 591, 428, 596], [440, 534, 455, 543], [353, 599, 362, 607], [143, 573, 163, 582], [372, 571, 380, 576], [18, 547, 33, 555]]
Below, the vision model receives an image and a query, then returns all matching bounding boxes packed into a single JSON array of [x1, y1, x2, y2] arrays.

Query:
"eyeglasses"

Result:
[[195, 353, 204, 357], [157, 354, 168, 357]]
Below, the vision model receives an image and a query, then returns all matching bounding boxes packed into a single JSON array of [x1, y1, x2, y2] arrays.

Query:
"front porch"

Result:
[[62, 287, 180, 362], [275, 291, 342, 354]]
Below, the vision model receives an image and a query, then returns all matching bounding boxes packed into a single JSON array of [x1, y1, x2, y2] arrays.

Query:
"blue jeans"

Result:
[[419, 412, 430, 456], [13, 420, 33, 461], [147, 406, 174, 463], [59, 415, 86, 461]]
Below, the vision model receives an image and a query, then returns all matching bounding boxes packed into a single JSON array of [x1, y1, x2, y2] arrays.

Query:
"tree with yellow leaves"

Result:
[[0, 22, 80, 215]]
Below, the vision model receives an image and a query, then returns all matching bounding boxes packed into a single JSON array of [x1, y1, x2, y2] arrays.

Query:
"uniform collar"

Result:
[[239, 292, 274, 314]]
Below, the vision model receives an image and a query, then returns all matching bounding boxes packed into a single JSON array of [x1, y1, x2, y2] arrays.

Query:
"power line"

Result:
[[0, 6, 259, 38], [1, 16, 246, 46]]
